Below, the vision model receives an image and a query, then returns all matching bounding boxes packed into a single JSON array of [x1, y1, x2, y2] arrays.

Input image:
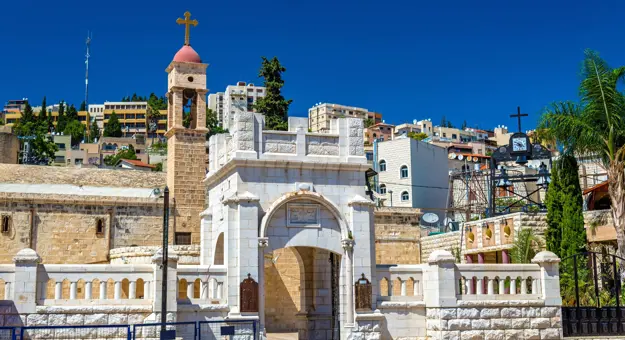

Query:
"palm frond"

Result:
[[510, 228, 543, 264]]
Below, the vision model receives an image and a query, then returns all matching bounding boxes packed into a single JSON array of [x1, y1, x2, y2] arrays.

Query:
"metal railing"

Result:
[[2, 319, 258, 340]]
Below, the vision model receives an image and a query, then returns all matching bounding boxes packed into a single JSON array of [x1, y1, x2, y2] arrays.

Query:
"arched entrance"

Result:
[[259, 192, 352, 340]]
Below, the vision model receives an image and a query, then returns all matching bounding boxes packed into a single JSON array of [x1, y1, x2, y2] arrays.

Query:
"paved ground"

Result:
[[266, 332, 298, 340]]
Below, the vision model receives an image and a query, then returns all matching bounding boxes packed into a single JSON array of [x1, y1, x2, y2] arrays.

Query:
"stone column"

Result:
[[342, 239, 355, 326], [129, 281, 137, 299], [152, 248, 179, 322], [85, 281, 92, 299], [464, 254, 473, 263], [13, 248, 40, 313], [502, 250, 510, 264], [532, 251, 563, 339], [258, 237, 269, 339], [423, 250, 457, 308], [200, 209, 213, 266]]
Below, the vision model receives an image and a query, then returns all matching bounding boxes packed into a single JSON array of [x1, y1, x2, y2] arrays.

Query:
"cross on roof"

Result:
[[510, 106, 528, 132], [176, 11, 198, 46]]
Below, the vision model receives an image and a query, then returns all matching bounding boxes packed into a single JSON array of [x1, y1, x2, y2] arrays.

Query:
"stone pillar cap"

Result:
[[531, 251, 561, 264], [13, 248, 41, 264], [427, 250, 456, 264]]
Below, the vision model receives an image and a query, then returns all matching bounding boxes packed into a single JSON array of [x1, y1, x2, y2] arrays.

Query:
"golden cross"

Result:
[[176, 11, 198, 46]]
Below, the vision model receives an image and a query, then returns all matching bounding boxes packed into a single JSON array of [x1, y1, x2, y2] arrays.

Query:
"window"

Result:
[[96, 219, 105, 235], [379, 184, 387, 194], [1, 216, 10, 234], [443, 133, 447, 138], [400, 165, 409, 178], [54, 156, 65, 163], [176, 232, 192, 245], [379, 160, 387, 172], [452, 134, 457, 139], [56, 143, 66, 150], [401, 191, 410, 201]]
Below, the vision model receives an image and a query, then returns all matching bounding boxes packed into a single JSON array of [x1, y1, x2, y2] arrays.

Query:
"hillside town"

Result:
[[0, 7, 623, 340]]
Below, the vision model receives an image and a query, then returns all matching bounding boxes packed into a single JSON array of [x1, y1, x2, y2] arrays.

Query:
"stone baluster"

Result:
[[55, 282, 62, 299], [476, 277, 483, 295], [85, 281, 92, 299], [5, 282, 11, 300], [400, 280, 406, 296], [465, 277, 472, 295], [510, 278, 517, 295], [143, 281, 149, 299], [38, 281, 46, 301], [99, 281, 107, 299], [388, 279, 393, 296], [499, 278, 505, 295], [532, 277, 539, 294], [114, 281, 122, 299], [201, 280, 209, 299], [217, 282, 223, 300], [70, 281, 77, 300], [129, 281, 136, 299], [487, 278, 494, 295], [413, 280, 420, 296], [187, 280, 195, 299], [521, 278, 528, 295]]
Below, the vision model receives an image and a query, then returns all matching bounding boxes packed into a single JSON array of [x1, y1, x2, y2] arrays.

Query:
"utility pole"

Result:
[[161, 187, 170, 332]]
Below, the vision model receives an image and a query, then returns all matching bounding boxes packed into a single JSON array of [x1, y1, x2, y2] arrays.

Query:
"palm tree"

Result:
[[540, 50, 625, 261], [510, 228, 543, 263]]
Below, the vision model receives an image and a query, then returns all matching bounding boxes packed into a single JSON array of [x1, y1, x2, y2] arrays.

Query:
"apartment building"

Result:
[[32, 104, 90, 130], [394, 119, 434, 138], [89, 104, 105, 130], [102, 102, 167, 139], [364, 122, 395, 144], [308, 103, 382, 132], [219, 82, 266, 130], [207, 92, 225, 124], [2, 99, 29, 125], [375, 137, 449, 211]]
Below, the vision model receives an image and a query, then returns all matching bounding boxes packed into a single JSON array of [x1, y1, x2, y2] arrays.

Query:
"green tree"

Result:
[[253, 56, 292, 130], [539, 49, 625, 261], [21, 102, 36, 125], [364, 118, 374, 128], [509, 228, 543, 263], [14, 103, 58, 164], [0, 117, 4, 125], [407, 131, 428, 141], [56, 101, 68, 132], [545, 163, 562, 257], [103, 111, 123, 137], [64, 120, 85, 147], [153, 162, 163, 172], [104, 144, 137, 166], [440, 115, 447, 128], [131, 93, 138, 102], [206, 108, 227, 139], [559, 155, 587, 258], [88, 120, 100, 142], [38, 96, 48, 130], [462, 120, 467, 129], [79, 101, 87, 111], [447, 121, 454, 128]]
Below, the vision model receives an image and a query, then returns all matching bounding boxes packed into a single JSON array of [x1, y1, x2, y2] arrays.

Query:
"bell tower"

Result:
[[165, 11, 208, 244]]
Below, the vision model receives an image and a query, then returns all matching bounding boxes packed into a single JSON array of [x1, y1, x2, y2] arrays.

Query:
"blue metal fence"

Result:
[[20, 324, 131, 340], [3, 319, 258, 340], [0, 327, 15, 340]]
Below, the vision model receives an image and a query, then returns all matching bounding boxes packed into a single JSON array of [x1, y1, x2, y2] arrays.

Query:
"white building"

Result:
[[88, 104, 105, 128], [376, 137, 449, 211], [207, 92, 224, 124], [217, 81, 266, 130]]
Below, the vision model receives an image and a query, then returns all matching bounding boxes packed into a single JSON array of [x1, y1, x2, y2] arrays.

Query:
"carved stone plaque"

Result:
[[287, 203, 320, 227], [355, 274, 372, 310], [240, 273, 258, 312]]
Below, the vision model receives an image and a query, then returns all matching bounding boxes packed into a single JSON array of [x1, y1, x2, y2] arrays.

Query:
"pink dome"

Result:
[[173, 45, 201, 63]]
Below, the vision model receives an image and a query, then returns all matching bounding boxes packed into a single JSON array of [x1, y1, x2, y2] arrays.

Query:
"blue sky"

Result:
[[1, 0, 623, 130]]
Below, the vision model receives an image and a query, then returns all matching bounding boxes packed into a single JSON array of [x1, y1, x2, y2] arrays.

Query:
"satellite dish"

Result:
[[422, 213, 439, 224], [449, 152, 457, 160], [458, 154, 464, 161]]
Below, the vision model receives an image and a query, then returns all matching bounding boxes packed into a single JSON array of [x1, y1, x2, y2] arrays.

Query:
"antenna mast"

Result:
[[85, 31, 92, 113]]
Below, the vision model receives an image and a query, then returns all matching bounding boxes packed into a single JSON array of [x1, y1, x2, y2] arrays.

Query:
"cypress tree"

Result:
[[253, 56, 292, 130], [39, 96, 48, 128], [545, 163, 562, 257], [558, 154, 586, 259]]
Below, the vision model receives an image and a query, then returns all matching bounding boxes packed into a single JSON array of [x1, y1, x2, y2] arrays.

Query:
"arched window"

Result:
[[96, 219, 105, 235], [401, 191, 410, 201], [379, 184, 387, 194], [379, 160, 387, 172], [400, 165, 409, 178], [1, 216, 10, 234]]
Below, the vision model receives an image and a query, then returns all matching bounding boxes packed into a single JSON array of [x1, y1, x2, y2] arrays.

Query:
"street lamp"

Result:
[[388, 190, 393, 207], [496, 167, 512, 188]]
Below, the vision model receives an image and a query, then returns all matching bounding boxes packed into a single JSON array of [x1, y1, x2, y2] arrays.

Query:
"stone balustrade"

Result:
[[0, 264, 14, 300], [37, 264, 154, 304], [376, 265, 424, 301], [455, 263, 542, 299], [176, 265, 226, 303]]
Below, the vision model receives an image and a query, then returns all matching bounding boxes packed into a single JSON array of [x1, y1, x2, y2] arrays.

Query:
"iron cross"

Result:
[[176, 11, 198, 46], [510, 106, 528, 132]]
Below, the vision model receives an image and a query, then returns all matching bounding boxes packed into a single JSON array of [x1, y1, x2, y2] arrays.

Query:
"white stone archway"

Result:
[[258, 191, 355, 340]]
